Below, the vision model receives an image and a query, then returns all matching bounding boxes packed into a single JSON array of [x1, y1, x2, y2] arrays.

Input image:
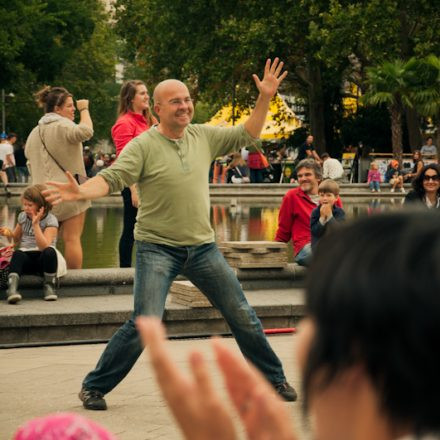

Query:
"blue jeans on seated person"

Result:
[[83, 241, 286, 394], [294, 243, 312, 267], [369, 181, 380, 191]]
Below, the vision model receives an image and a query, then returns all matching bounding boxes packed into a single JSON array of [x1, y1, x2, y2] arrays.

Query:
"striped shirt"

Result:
[[18, 211, 58, 251]]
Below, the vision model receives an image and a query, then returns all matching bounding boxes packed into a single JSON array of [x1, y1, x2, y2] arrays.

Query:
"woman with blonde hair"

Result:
[[111, 80, 157, 267], [25, 86, 92, 268]]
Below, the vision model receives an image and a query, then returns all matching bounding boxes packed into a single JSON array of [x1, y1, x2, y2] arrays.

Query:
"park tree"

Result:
[[363, 60, 413, 161], [2, 0, 119, 142], [0, 0, 97, 88], [312, 0, 440, 148], [113, 0, 344, 153], [406, 55, 440, 146], [362, 56, 440, 159], [113, 0, 440, 154]]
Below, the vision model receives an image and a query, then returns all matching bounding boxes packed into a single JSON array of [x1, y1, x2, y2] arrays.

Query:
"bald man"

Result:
[[44, 59, 297, 410]]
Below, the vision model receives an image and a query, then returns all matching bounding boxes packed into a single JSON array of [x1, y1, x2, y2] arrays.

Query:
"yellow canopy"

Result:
[[206, 94, 301, 139]]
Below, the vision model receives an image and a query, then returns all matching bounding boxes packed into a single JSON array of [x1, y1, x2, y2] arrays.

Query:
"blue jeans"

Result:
[[369, 181, 380, 191], [249, 168, 265, 183], [83, 241, 286, 394], [294, 243, 312, 267]]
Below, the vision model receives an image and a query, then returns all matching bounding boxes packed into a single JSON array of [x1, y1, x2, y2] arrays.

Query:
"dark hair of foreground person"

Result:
[[305, 210, 440, 436]]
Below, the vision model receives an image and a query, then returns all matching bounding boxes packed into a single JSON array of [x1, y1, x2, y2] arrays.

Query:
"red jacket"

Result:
[[247, 151, 268, 169], [275, 187, 342, 255], [112, 112, 156, 157]]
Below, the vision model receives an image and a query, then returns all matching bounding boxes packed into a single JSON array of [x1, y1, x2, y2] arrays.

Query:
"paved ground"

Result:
[[0, 334, 311, 439]]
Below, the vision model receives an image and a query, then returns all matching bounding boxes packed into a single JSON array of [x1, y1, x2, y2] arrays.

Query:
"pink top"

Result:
[[367, 169, 381, 183], [111, 111, 156, 157]]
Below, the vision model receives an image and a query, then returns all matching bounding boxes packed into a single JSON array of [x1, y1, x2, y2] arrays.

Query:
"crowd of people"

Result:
[[1, 56, 440, 440]]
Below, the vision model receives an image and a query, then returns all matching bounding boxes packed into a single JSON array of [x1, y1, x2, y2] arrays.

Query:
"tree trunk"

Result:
[[405, 107, 422, 150], [306, 57, 326, 154], [390, 105, 403, 162]]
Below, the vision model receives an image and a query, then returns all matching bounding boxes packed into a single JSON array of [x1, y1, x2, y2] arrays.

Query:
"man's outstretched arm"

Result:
[[43, 171, 109, 205], [244, 58, 288, 139]]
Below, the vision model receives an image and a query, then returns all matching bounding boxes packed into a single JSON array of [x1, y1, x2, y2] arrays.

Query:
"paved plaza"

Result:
[[0, 333, 311, 439]]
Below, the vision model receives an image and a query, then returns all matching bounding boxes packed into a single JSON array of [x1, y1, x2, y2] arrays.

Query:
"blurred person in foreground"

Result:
[[44, 58, 298, 410], [138, 209, 440, 440]]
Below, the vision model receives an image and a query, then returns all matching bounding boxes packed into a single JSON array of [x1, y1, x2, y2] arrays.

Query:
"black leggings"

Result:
[[9, 248, 58, 276], [119, 187, 137, 267]]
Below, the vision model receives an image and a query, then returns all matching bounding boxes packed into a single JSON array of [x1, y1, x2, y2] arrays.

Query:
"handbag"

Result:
[[38, 128, 89, 185], [0, 245, 13, 290]]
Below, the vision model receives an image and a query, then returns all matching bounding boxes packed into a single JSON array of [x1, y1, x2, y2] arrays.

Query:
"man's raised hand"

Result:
[[252, 58, 288, 99], [43, 171, 81, 205]]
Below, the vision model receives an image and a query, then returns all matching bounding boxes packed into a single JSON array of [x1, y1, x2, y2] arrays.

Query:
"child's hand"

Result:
[[0, 226, 13, 238], [320, 203, 333, 219], [31, 208, 44, 226]]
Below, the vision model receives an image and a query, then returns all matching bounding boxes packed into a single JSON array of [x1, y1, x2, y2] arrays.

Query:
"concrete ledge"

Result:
[[1, 264, 306, 299], [2, 182, 411, 200], [0, 290, 305, 346]]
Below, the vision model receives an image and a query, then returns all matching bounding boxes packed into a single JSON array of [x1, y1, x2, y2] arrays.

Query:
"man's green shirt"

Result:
[[99, 124, 257, 246]]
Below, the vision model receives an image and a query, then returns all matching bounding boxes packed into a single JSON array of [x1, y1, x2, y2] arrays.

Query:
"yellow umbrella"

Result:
[[206, 94, 301, 139]]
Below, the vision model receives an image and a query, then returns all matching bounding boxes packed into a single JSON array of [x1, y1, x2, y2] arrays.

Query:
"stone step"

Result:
[[0, 288, 305, 347], [1, 182, 410, 200], [0, 265, 306, 299]]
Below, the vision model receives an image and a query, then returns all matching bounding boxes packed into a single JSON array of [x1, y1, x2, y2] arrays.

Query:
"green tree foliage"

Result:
[[55, 14, 120, 140], [0, 0, 97, 88], [113, 0, 439, 154], [363, 56, 440, 158], [2, 0, 119, 143], [363, 60, 413, 160]]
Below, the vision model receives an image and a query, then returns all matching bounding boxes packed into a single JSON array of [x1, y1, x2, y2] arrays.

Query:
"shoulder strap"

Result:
[[38, 127, 67, 173]]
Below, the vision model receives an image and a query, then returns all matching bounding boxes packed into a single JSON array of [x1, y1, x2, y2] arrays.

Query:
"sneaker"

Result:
[[400, 187, 406, 193], [274, 382, 297, 402], [390, 188, 395, 193], [377, 189, 381, 192], [79, 387, 107, 410]]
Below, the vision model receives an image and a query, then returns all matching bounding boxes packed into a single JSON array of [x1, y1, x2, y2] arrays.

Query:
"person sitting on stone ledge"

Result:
[[137, 210, 440, 440], [0, 184, 66, 304], [275, 159, 342, 266]]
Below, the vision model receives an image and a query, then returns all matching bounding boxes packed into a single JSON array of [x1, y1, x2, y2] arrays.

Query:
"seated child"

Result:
[[310, 179, 345, 250], [385, 159, 405, 193], [226, 152, 250, 184], [0, 184, 66, 304], [367, 162, 381, 192]]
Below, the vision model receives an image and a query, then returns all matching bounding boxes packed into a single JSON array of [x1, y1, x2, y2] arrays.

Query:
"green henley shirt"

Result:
[[99, 123, 257, 246]]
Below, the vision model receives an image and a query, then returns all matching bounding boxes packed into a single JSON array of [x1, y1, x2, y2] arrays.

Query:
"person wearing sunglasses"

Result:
[[404, 164, 440, 209]]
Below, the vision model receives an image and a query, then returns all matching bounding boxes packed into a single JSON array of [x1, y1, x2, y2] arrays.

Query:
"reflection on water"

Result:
[[0, 198, 405, 268]]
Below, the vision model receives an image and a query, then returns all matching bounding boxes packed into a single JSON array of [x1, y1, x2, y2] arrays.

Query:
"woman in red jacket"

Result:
[[111, 80, 157, 267]]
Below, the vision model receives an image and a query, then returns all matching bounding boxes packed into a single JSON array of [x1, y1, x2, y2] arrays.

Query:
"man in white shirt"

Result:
[[321, 153, 344, 181], [421, 137, 437, 158], [0, 134, 13, 195]]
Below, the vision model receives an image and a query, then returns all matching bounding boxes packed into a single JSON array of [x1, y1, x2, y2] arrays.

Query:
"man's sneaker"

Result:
[[79, 387, 107, 410], [274, 382, 297, 402]]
